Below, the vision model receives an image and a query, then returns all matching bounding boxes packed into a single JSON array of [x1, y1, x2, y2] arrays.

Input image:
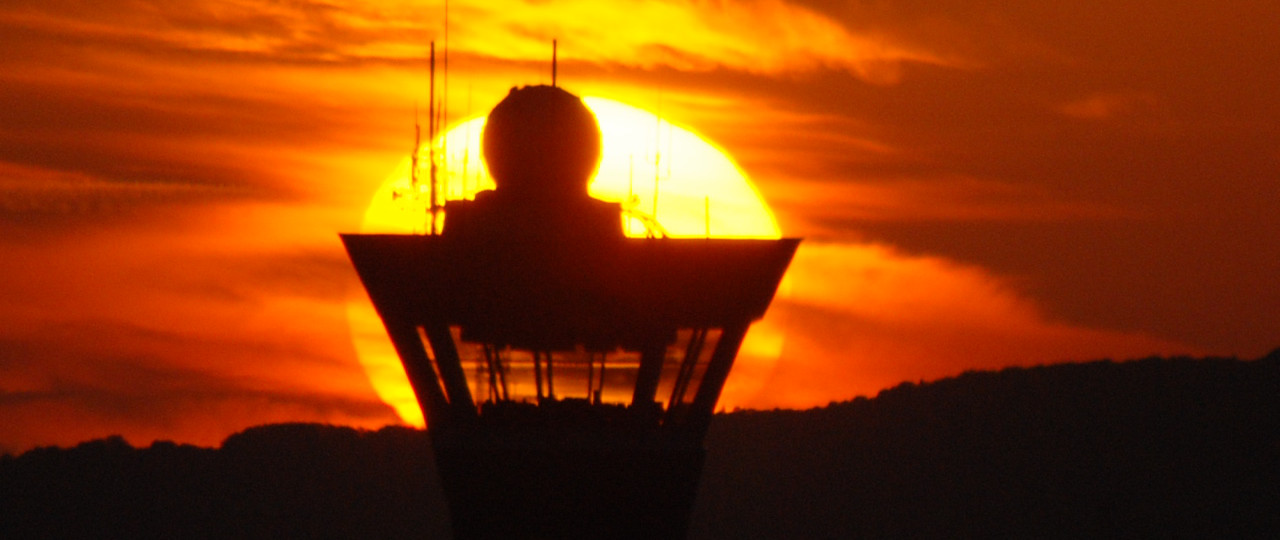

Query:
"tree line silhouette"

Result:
[[4, 350, 1278, 538]]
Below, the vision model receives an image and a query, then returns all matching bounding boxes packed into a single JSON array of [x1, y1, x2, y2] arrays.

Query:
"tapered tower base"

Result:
[[434, 404, 703, 539]]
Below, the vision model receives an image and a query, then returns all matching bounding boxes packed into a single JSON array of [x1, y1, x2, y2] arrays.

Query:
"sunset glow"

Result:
[[2, 0, 1275, 452]]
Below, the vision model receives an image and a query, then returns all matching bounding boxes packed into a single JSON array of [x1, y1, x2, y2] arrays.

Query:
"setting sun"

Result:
[[7, 6, 1274, 533], [352, 96, 785, 425], [360, 97, 780, 238]]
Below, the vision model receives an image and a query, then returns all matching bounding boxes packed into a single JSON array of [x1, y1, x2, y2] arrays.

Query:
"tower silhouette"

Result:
[[343, 85, 797, 539]]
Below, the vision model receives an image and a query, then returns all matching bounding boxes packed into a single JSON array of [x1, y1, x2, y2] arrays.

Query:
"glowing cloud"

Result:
[[453, 0, 947, 82], [0, 1, 947, 83], [738, 242, 1196, 409]]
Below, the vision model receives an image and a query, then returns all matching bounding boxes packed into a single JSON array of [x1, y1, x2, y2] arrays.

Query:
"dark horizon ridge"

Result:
[[4, 349, 1278, 538]]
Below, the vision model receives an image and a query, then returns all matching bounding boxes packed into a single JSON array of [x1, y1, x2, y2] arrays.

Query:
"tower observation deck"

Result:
[[342, 85, 797, 539]]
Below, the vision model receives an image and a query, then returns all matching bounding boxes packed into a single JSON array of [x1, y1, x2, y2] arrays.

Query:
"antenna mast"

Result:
[[705, 196, 711, 238], [412, 103, 421, 187], [552, 39, 558, 87], [429, 41, 438, 235], [653, 108, 661, 224], [627, 155, 634, 236], [412, 102, 421, 227], [441, 0, 450, 203], [461, 86, 472, 199]]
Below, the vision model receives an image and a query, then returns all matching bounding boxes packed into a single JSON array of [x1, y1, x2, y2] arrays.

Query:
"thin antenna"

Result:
[[627, 155, 634, 236], [652, 107, 661, 224], [444, 0, 450, 80], [412, 102, 421, 190], [437, 95, 446, 209], [441, 0, 449, 207], [409, 102, 422, 234], [666, 121, 673, 182], [552, 39, 558, 87], [461, 85, 472, 199], [429, 41, 438, 235], [436, 92, 445, 210], [705, 196, 711, 238]]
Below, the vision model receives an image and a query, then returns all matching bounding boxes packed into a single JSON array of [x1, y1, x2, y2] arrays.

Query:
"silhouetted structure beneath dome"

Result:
[[443, 85, 623, 248], [343, 85, 797, 539]]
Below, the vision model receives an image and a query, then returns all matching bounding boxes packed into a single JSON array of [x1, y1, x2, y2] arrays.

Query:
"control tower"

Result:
[[342, 85, 797, 539]]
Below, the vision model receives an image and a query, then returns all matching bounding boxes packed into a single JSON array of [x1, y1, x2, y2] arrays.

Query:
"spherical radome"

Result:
[[482, 85, 602, 198]]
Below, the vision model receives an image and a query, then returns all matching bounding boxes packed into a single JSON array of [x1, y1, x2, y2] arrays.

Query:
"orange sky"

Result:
[[2, 0, 1276, 453]]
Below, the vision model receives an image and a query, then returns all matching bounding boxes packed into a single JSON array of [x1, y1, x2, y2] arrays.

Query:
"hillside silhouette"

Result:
[[4, 351, 1278, 538]]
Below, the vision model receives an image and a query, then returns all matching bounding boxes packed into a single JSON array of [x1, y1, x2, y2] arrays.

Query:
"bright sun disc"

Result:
[[351, 97, 785, 425]]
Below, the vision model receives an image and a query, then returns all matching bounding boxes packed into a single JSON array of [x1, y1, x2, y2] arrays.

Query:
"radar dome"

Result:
[[482, 85, 602, 197]]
